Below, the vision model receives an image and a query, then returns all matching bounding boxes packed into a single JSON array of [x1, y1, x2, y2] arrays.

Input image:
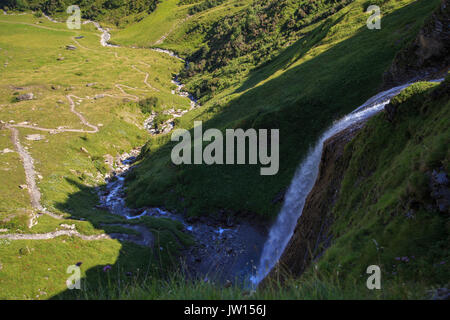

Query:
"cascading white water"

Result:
[[251, 79, 444, 285]]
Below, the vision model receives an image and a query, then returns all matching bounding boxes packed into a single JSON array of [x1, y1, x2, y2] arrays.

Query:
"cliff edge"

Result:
[[383, 0, 449, 88]]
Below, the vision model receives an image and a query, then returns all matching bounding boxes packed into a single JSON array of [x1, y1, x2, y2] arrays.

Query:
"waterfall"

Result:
[[251, 79, 443, 285]]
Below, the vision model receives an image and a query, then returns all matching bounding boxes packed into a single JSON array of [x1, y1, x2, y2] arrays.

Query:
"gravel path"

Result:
[[0, 225, 153, 246]]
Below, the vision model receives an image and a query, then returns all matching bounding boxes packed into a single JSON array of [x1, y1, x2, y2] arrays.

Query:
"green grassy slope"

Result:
[[124, 0, 442, 219], [110, 0, 252, 49], [0, 13, 193, 299], [0, 0, 447, 300], [69, 76, 450, 301], [111, 0, 189, 46]]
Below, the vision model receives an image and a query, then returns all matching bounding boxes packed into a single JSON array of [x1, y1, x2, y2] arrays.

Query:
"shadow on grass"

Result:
[[49, 0, 440, 299], [50, 178, 188, 299], [124, 0, 440, 220], [234, 13, 348, 95]]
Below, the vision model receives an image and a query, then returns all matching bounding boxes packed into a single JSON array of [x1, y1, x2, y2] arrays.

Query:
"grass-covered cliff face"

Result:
[[124, 0, 442, 218], [314, 77, 449, 293]]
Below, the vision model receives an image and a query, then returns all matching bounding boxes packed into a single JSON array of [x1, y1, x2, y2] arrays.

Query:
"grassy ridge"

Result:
[[125, 0, 442, 218]]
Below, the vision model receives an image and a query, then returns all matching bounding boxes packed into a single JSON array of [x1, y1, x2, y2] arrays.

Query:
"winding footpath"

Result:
[[0, 230, 111, 241], [1, 11, 199, 248], [0, 13, 173, 245]]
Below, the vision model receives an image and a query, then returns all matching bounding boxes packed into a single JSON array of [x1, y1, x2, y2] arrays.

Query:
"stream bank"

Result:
[[69, 16, 268, 285], [97, 150, 267, 284]]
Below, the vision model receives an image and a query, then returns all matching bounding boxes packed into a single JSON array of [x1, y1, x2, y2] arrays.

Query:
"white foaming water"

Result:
[[251, 79, 443, 285]]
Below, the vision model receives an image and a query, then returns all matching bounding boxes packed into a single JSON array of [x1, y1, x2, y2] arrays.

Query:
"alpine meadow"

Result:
[[0, 0, 448, 302]]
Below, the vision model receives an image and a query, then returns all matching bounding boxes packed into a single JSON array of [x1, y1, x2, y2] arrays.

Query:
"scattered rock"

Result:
[[104, 154, 115, 170], [19, 184, 28, 190], [430, 169, 450, 213], [17, 93, 34, 101], [66, 45, 77, 50], [428, 287, 450, 300], [80, 147, 89, 154], [57, 57, 65, 61], [60, 224, 76, 230], [1, 148, 14, 154], [86, 83, 96, 87], [25, 134, 45, 141]]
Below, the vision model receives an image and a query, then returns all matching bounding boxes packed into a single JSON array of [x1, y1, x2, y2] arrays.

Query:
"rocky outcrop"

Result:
[[264, 121, 366, 283], [383, 0, 449, 88], [430, 169, 450, 213]]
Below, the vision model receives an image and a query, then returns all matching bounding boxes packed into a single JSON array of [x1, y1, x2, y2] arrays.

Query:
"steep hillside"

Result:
[[0, 0, 448, 301], [383, 0, 449, 87], [111, 0, 252, 48], [0, 12, 192, 299], [336, 78, 449, 294], [124, 0, 443, 219], [262, 1, 449, 295]]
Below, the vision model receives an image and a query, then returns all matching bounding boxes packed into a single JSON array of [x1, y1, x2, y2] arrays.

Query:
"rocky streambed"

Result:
[[60, 14, 266, 285], [97, 150, 267, 285], [143, 57, 199, 135], [86, 20, 199, 136]]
